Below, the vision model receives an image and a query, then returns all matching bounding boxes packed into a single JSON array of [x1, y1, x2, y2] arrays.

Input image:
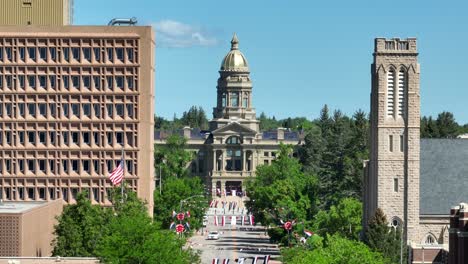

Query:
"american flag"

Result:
[[109, 160, 124, 185]]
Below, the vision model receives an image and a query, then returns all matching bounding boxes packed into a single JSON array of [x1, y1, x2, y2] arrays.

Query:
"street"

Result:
[[188, 206, 281, 263]]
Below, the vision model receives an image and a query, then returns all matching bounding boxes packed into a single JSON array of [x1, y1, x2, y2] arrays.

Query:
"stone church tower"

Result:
[[364, 38, 420, 241]]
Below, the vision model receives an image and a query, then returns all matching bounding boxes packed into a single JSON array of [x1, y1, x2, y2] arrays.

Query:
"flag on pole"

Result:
[[169, 222, 175, 230], [238, 258, 245, 264], [214, 215, 218, 226], [186, 211, 191, 218], [249, 214, 255, 226], [172, 210, 177, 218], [304, 230, 313, 237], [222, 259, 229, 264], [108, 159, 124, 185], [212, 258, 219, 264], [221, 215, 225, 226], [241, 215, 245, 226], [184, 222, 191, 231], [263, 255, 270, 264]]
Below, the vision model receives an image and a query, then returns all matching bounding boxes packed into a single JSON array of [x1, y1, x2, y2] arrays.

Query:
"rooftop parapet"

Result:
[[374, 37, 417, 53]]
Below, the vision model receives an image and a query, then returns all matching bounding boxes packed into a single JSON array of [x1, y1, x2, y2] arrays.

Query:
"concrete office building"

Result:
[[0, 0, 73, 26], [155, 34, 302, 196], [0, 26, 155, 215]]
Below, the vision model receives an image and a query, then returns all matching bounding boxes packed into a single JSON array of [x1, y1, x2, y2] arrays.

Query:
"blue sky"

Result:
[[75, 0, 468, 124]]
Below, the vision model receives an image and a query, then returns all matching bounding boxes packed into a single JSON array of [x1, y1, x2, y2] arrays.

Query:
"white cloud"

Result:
[[152, 20, 218, 48]]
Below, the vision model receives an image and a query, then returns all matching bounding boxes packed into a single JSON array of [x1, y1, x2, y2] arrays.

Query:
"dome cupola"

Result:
[[220, 33, 249, 72]]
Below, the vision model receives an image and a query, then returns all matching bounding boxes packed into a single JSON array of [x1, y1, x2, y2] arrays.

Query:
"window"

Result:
[[63, 103, 69, 117], [389, 135, 393, 152], [226, 136, 241, 144], [83, 132, 90, 144], [93, 160, 99, 173], [424, 234, 438, 245], [63, 47, 69, 61], [39, 131, 46, 144], [387, 69, 395, 117], [83, 160, 90, 173], [0, 76, 2, 88], [72, 76, 80, 88], [127, 132, 133, 146], [19, 131, 24, 144], [28, 75, 36, 89], [63, 131, 69, 145], [39, 75, 46, 88], [5, 104, 11, 117], [83, 103, 91, 116], [28, 131, 36, 144], [231, 93, 239, 107], [107, 104, 113, 117], [72, 132, 79, 144], [93, 47, 100, 61], [50, 47, 56, 61], [28, 159, 35, 172], [28, 47, 36, 60], [49, 103, 56, 117], [127, 48, 134, 62], [400, 135, 404, 152], [126, 160, 133, 173], [39, 103, 47, 116], [39, 159, 46, 172], [264, 151, 269, 157], [116, 104, 124, 117], [49, 160, 55, 173], [72, 47, 80, 61], [0, 47, 2, 61], [83, 48, 91, 61], [62, 160, 68, 173], [72, 103, 80, 116], [107, 48, 113, 62], [126, 104, 133, 118], [19, 103, 25, 117], [28, 103, 36, 116], [107, 132, 113, 145], [93, 76, 100, 89], [242, 97, 248, 108], [393, 178, 398, 192], [127, 76, 134, 89], [19, 160, 24, 173], [107, 76, 113, 90], [50, 131, 56, 144], [93, 104, 100, 117], [49, 188, 55, 199], [63, 75, 69, 89], [5, 131, 11, 144], [62, 188, 69, 201], [93, 132, 99, 145], [398, 70, 406, 117], [390, 217, 401, 229], [222, 93, 226, 107], [72, 160, 79, 172], [28, 188, 35, 199], [19, 47, 25, 60], [39, 47, 47, 60], [39, 188, 46, 200], [5, 160, 11, 173], [116, 132, 123, 145], [6, 47, 12, 60], [116, 48, 124, 61], [50, 76, 56, 89], [116, 76, 124, 89], [6, 76, 12, 88], [83, 76, 90, 89]]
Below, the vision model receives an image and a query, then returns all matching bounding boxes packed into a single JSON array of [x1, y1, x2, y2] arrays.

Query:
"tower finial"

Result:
[[231, 33, 239, 50]]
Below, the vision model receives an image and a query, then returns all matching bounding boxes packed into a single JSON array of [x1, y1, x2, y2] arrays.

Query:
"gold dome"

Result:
[[220, 33, 249, 72]]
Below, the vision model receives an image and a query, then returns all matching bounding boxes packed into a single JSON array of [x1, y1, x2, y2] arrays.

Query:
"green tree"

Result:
[[155, 134, 193, 179], [153, 176, 207, 230], [312, 198, 362, 240], [436, 111, 459, 138], [364, 208, 406, 264], [180, 106, 208, 129], [282, 234, 386, 264], [245, 144, 319, 244], [52, 191, 109, 257]]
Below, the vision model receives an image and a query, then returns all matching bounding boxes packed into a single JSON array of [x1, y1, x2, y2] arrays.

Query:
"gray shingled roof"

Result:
[[420, 139, 468, 215]]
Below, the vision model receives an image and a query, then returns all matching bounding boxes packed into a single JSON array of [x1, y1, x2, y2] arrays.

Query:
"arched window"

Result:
[[221, 93, 227, 107], [226, 136, 241, 144], [423, 233, 438, 245], [387, 69, 395, 117], [242, 92, 249, 108], [390, 216, 401, 230], [397, 69, 406, 117], [231, 92, 239, 107]]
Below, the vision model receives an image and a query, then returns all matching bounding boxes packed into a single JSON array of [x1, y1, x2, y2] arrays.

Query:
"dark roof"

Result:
[[262, 131, 302, 141], [154, 128, 207, 140], [420, 139, 468, 215]]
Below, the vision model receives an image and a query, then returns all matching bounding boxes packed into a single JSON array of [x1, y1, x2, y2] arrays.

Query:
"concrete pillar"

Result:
[[222, 150, 226, 172], [212, 150, 217, 172], [277, 127, 285, 141], [183, 126, 191, 139], [221, 181, 226, 195], [242, 150, 247, 172]]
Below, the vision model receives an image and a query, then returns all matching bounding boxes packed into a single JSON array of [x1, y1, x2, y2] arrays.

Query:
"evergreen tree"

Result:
[[436, 111, 458, 138], [365, 208, 405, 264]]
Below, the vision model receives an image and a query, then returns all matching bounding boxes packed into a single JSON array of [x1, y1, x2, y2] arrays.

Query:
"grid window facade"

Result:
[[0, 32, 147, 206]]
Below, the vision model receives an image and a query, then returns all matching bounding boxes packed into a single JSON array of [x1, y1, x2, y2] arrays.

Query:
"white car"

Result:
[[206, 231, 220, 240]]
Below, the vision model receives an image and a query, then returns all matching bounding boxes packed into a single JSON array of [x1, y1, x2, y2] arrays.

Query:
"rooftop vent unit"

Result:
[[108, 17, 137, 26]]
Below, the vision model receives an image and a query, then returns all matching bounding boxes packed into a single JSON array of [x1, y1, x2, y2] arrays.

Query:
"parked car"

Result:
[[206, 231, 219, 240]]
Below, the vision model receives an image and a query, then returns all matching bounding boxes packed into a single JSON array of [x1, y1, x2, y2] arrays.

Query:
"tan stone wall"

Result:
[[0, 0, 71, 26], [20, 199, 63, 257]]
